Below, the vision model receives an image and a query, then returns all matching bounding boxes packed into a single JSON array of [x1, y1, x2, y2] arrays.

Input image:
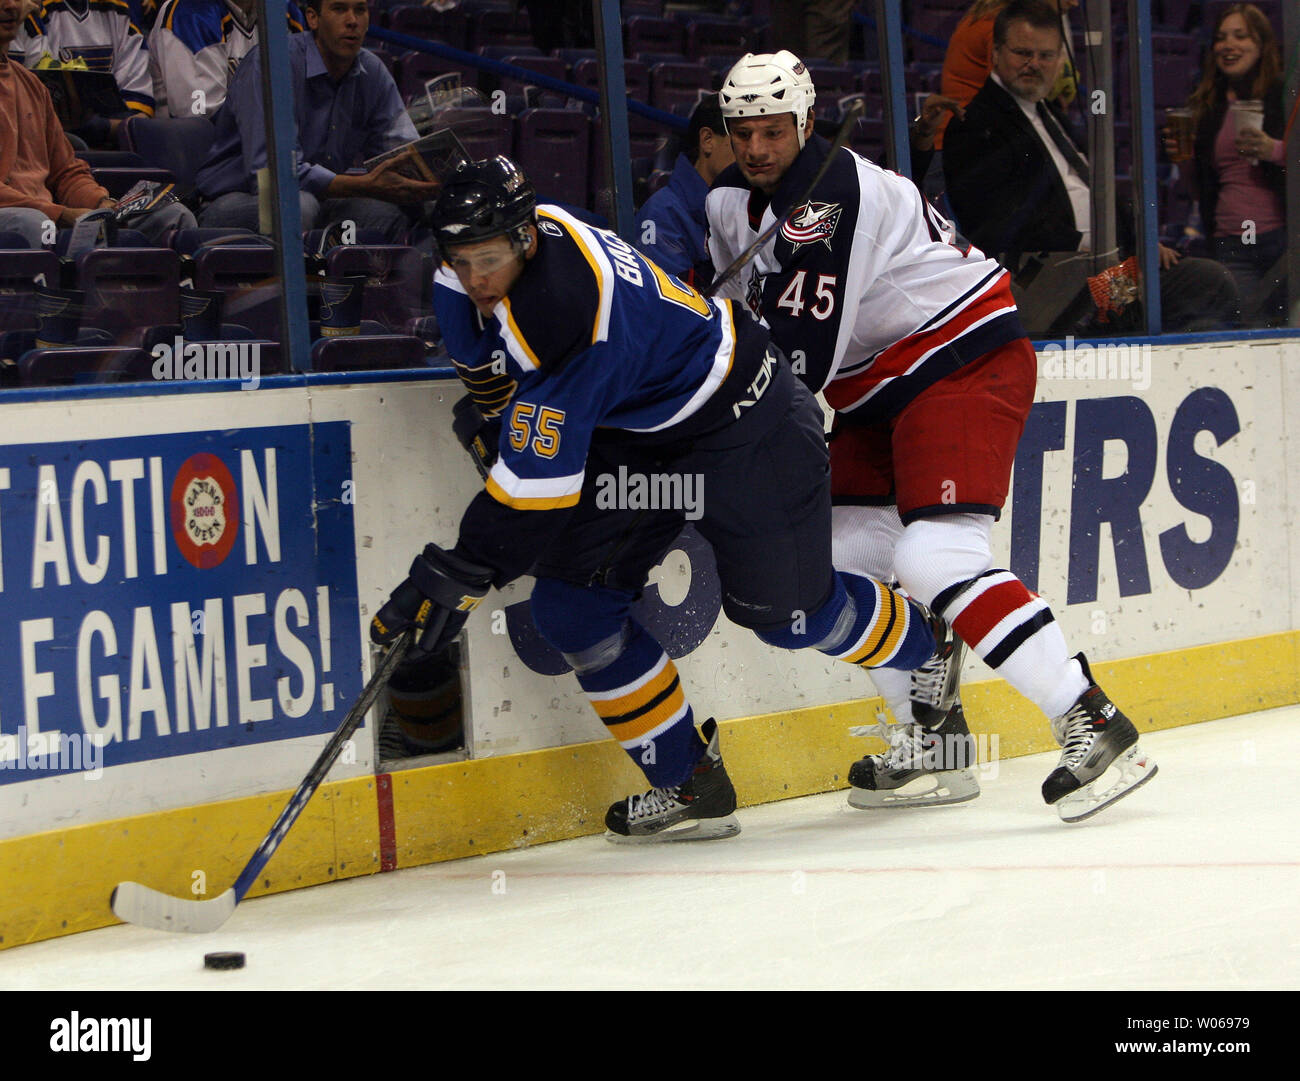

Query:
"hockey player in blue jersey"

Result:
[[370, 155, 961, 841]]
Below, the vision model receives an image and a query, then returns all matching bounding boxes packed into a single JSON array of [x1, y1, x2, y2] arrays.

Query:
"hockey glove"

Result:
[[452, 394, 501, 480], [371, 543, 495, 661]]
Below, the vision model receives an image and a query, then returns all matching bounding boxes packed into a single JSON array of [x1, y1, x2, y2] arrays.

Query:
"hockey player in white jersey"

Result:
[[147, 0, 303, 119], [706, 51, 1157, 822]]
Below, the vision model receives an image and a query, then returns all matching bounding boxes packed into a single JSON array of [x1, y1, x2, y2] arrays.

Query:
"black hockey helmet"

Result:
[[431, 155, 537, 252]]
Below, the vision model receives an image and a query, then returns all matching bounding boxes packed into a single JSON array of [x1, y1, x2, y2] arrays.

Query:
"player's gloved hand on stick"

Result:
[[371, 542, 495, 661], [451, 394, 501, 480]]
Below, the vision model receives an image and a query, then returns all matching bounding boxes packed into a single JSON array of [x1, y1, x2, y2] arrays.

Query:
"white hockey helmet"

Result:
[[719, 51, 817, 148]]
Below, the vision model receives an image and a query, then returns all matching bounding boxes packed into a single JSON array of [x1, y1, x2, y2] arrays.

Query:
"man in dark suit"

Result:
[[942, 0, 1238, 334]]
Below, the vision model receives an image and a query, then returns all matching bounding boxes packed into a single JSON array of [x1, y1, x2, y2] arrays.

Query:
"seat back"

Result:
[[514, 108, 591, 207], [77, 247, 182, 336], [324, 245, 429, 331], [193, 245, 281, 341], [119, 116, 219, 189], [310, 335, 427, 372], [0, 250, 60, 332], [19, 346, 146, 386]]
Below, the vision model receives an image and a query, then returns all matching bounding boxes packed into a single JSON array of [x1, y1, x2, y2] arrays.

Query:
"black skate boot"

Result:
[[848, 608, 979, 808], [1042, 654, 1158, 822], [910, 605, 965, 727], [605, 719, 740, 842], [847, 704, 980, 809]]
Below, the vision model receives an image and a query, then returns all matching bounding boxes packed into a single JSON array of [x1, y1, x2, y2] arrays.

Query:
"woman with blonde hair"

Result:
[[1180, 3, 1287, 326]]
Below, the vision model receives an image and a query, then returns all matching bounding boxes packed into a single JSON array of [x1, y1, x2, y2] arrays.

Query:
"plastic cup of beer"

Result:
[[1230, 99, 1265, 164], [1164, 108, 1195, 162]]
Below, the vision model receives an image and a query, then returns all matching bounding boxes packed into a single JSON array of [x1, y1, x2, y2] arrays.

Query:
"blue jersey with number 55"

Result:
[[434, 204, 768, 514]]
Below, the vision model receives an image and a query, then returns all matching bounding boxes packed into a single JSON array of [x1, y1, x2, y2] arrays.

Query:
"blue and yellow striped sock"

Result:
[[577, 623, 703, 788]]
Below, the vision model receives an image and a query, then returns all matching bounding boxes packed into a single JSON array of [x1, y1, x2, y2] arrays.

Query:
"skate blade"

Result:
[[604, 814, 741, 844], [1056, 746, 1158, 823], [847, 769, 980, 810]]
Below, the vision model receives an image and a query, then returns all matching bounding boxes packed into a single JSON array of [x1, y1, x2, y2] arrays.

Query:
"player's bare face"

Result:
[[729, 115, 808, 194], [308, 0, 369, 68], [445, 235, 531, 316], [993, 21, 1063, 103]]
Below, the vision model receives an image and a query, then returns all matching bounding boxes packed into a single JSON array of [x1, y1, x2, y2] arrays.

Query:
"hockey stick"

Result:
[[110, 628, 414, 934], [707, 97, 867, 299]]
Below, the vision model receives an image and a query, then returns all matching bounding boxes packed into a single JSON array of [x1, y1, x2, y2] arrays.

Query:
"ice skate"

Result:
[[1043, 654, 1158, 822], [847, 610, 979, 808], [847, 704, 980, 809], [605, 719, 740, 842]]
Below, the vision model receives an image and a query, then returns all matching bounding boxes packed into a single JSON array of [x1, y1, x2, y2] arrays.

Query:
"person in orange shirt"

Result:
[[0, 0, 112, 245], [0, 0, 193, 247], [937, 0, 1078, 149]]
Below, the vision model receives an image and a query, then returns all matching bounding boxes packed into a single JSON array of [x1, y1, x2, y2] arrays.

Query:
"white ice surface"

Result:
[[1, 706, 1297, 990]]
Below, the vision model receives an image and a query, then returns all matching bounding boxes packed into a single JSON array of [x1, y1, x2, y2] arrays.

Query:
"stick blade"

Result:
[[110, 882, 238, 934]]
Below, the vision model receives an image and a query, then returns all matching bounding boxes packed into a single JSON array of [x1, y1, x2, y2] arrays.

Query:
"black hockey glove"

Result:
[[451, 394, 501, 480], [371, 543, 495, 662]]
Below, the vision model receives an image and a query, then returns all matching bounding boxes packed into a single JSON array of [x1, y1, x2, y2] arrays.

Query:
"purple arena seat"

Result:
[[571, 58, 651, 102], [427, 105, 514, 161], [470, 8, 533, 51], [682, 16, 754, 61], [514, 108, 591, 208], [19, 346, 146, 386], [394, 49, 480, 101], [323, 245, 429, 331], [193, 245, 282, 341], [626, 15, 686, 59], [383, 4, 471, 49], [310, 335, 427, 372], [496, 53, 569, 107], [0, 250, 61, 332], [172, 228, 268, 255], [648, 61, 713, 113], [804, 60, 857, 99], [118, 118, 217, 191], [76, 247, 182, 336]]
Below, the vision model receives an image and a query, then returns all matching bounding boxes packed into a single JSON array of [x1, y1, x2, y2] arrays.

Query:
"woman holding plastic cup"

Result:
[[1168, 3, 1287, 327]]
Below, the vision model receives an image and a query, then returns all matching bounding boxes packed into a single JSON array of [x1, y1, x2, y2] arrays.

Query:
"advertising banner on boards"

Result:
[[0, 422, 361, 784]]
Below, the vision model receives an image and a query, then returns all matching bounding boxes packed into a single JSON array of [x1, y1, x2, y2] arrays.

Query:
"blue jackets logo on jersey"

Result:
[[781, 201, 842, 252]]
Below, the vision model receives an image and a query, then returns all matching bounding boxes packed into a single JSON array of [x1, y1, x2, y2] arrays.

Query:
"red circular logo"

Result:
[[171, 453, 240, 569]]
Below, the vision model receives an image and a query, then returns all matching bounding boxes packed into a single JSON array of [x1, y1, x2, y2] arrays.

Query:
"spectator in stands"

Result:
[[936, 0, 1078, 148], [195, 0, 438, 240], [1172, 3, 1288, 327], [943, 0, 1238, 334], [634, 93, 734, 290], [148, 0, 305, 120], [11, 0, 156, 144], [0, 0, 193, 244], [772, 0, 853, 64]]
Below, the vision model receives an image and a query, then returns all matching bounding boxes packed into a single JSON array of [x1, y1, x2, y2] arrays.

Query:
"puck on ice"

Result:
[[204, 951, 245, 970]]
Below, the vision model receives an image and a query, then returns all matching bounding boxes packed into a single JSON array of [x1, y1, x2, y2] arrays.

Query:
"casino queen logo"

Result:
[[170, 453, 241, 569]]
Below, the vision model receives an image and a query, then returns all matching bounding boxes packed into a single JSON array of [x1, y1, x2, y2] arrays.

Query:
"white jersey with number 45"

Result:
[[705, 136, 1027, 423]]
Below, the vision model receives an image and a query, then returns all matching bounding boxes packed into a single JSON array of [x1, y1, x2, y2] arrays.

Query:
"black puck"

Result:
[[204, 951, 246, 970]]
